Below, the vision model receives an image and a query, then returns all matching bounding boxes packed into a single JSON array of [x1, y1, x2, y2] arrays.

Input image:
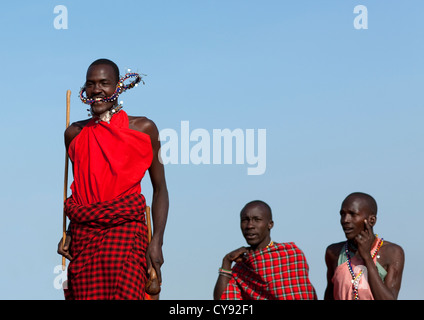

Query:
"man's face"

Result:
[[240, 205, 273, 249], [85, 64, 118, 116], [340, 197, 373, 241]]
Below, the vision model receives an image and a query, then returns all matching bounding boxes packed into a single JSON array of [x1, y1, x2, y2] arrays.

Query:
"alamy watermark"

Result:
[[53, 4, 368, 31], [354, 5, 368, 30], [53, 5, 68, 30], [353, 265, 370, 290], [159, 121, 266, 175], [53, 265, 68, 290]]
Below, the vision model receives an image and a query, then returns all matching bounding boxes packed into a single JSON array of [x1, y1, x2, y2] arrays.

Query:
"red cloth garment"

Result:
[[221, 242, 317, 300], [64, 110, 153, 299], [68, 110, 153, 206], [64, 192, 148, 300]]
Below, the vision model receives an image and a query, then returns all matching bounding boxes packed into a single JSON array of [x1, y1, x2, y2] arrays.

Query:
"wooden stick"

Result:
[[62, 90, 71, 271], [146, 206, 152, 243]]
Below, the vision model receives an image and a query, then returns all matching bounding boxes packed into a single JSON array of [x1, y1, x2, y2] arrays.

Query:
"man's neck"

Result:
[[250, 238, 272, 251], [93, 103, 120, 122]]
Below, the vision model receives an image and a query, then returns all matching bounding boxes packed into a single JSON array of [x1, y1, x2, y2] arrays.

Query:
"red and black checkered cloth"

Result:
[[221, 242, 317, 300], [64, 192, 148, 300]]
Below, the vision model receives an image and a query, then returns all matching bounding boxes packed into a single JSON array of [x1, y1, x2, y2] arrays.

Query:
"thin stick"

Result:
[[62, 90, 71, 271], [146, 206, 152, 243]]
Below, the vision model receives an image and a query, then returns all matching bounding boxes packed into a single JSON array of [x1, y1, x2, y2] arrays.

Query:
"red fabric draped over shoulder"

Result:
[[68, 110, 153, 205], [221, 242, 317, 300]]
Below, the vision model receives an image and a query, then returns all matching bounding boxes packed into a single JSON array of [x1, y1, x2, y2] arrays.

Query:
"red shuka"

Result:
[[68, 110, 153, 206], [64, 192, 148, 300], [64, 110, 153, 300], [221, 242, 317, 300]]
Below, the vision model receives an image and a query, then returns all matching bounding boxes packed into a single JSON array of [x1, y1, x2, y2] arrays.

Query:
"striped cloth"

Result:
[[64, 192, 148, 300], [221, 242, 317, 300]]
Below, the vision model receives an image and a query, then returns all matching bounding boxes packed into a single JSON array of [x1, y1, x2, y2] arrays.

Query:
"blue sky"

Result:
[[0, 0, 423, 299]]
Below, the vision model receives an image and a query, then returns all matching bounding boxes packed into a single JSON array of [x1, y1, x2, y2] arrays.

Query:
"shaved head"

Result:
[[88, 58, 120, 83], [342, 192, 378, 216], [240, 200, 272, 221]]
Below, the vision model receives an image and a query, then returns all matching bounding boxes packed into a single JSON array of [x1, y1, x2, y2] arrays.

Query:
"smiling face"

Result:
[[240, 203, 274, 250], [85, 64, 119, 116], [340, 194, 377, 241]]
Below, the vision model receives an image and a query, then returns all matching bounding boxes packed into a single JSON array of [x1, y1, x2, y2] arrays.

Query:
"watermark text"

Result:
[[159, 121, 266, 175]]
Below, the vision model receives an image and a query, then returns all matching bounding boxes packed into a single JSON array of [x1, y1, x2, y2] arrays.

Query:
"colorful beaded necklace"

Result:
[[88, 104, 123, 124], [345, 235, 384, 300], [79, 72, 144, 105]]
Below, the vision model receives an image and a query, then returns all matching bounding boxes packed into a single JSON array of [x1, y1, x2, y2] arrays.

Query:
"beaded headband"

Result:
[[79, 71, 144, 105]]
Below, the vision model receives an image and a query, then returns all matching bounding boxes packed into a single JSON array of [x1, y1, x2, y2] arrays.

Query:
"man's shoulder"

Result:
[[64, 118, 91, 149], [128, 115, 157, 134], [127, 115, 150, 121], [65, 118, 91, 137], [75, 118, 91, 126], [273, 242, 307, 255], [274, 242, 298, 249], [381, 240, 405, 257], [377, 240, 405, 272], [325, 241, 345, 257]]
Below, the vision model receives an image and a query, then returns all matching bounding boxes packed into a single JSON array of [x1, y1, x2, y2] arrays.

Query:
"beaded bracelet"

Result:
[[219, 268, 232, 274], [219, 273, 232, 279], [218, 268, 232, 278]]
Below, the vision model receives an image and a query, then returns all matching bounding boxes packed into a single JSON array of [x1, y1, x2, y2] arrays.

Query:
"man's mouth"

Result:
[[244, 233, 257, 240], [343, 227, 354, 235], [91, 96, 105, 102]]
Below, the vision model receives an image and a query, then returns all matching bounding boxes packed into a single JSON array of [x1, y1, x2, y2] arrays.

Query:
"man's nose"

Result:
[[340, 214, 350, 224], [92, 83, 102, 93]]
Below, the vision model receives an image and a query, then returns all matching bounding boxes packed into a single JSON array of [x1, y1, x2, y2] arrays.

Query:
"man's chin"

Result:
[[245, 237, 261, 248], [91, 101, 113, 113], [344, 233, 357, 242]]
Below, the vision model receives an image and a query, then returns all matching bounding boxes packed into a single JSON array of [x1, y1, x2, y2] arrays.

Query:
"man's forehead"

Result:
[[341, 196, 370, 212], [241, 204, 268, 218], [86, 64, 115, 78]]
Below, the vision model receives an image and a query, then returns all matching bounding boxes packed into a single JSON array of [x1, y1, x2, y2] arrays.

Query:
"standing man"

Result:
[[324, 192, 404, 300], [214, 200, 317, 300], [57, 59, 169, 300]]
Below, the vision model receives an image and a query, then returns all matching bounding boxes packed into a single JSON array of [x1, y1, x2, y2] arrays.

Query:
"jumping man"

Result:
[[57, 59, 169, 300]]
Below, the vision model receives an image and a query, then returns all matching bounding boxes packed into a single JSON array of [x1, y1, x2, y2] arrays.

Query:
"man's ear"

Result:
[[368, 215, 377, 227], [268, 220, 274, 230]]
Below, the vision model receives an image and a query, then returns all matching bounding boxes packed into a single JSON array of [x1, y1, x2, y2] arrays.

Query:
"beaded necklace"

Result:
[[79, 72, 144, 105], [345, 236, 384, 300], [89, 104, 123, 124], [266, 240, 274, 249]]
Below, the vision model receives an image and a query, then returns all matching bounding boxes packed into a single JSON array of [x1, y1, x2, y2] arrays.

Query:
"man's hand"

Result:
[[355, 219, 374, 261], [213, 247, 249, 300], [146, 237, 164, 285], [57, 235, 73, 261], [145, 241, 161, 295], [222, 247, 249, 270]]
